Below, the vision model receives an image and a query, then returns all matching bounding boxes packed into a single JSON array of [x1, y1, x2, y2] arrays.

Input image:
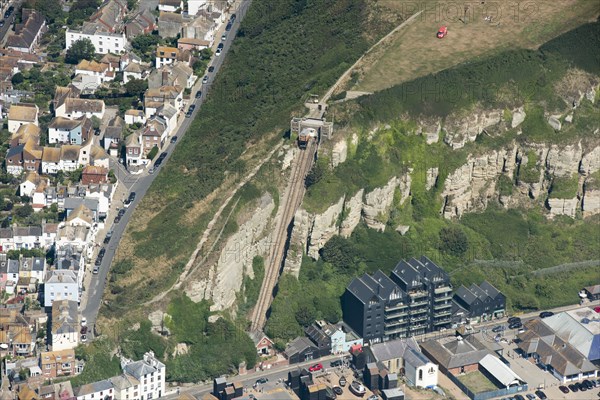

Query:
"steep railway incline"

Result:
[[250, 138, 317, 331]]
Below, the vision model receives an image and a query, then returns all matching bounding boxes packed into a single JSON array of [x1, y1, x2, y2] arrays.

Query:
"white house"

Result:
[[51, 300, 79, 351], [55, 98, 105, 120], [155, 46, 179, 68], [44, 270, 79, 307], [41, 147, 62, 175], [123, 62, 145, 84], [75, 380, 114, 400], [19, 171, 41, 197], [111, 352, 166, 400], [48, 116, 93, 145], [59, 145, 82, 172], [158, 0, 183, 13], [124, 109, 146, 125], [8, 103, 39, 134], [404, 347, 439, 389], [66, 26, 127, 55], [187, 0, 208, 16]]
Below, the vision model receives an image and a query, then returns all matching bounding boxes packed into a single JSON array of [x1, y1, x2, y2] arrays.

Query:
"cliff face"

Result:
[[186, 193, 275, 311]]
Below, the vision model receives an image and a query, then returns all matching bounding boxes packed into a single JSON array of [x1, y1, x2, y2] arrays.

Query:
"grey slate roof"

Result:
[[124, 360, 158, 380], [284, 337, 318, 358], [479, 281, 502, 298], [403, 347, 432, 368], [421, 336, 490, 369], [455, 286, 479, 306], [74, 380, 113, 397], [369, 337, 419, 362]]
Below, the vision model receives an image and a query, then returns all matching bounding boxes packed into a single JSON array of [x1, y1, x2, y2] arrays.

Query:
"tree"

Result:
[[131, 34, 161, 58], [125, 78, 148, 98], [11, 72, 24, 85], [66, 38, 96, 64], [15, 204, 33, 218], [439, 226, 469, 257], [320, 236, 357, 271], [305, 162, 325, 188]]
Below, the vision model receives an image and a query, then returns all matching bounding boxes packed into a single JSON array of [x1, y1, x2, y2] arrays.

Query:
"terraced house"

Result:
[[343, 256, 453, 343]]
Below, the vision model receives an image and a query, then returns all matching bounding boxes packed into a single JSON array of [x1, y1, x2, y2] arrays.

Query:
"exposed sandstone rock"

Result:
[[331, 139, 348, 167], [511, 107, 526, 128], [546, 143, 582, 177], [340, 189, 364, 238], [281, 146, 297, 170], [307, 196, 345, 259], [443, 109, 503, 149], [580, 147, 600, 175], [195, 193, 274, 311], [426, 168, 439, 191], [548, 116, 562, 131], [547, 197, 579, 219], [283, 208, 312, 277], [363, 177, 399, 231], [396, 225, 410, 235], [583, 189, 600, 217]]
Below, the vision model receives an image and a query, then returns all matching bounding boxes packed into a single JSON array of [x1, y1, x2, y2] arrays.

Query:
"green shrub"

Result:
[[146, 146, 158, 160]]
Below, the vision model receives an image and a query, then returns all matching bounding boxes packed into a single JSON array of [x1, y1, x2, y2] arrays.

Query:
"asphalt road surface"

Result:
[[81, 0, 253, 334]]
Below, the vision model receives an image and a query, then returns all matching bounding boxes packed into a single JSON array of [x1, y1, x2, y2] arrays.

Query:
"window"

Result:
[[418, 369, 423, 381]]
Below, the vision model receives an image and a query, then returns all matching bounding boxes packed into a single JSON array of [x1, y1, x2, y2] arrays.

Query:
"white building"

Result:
[[187, 0, 208, 16], [66, 26, 127, 55], [124, 109, 146, 125], [111, 351, 166, 400], [8, 103, 39, 134], [404, 347, 439, 388], [158, 0, 183, 13], [44, 270, 79, 307], [51, 300, 80, 351], [75, 380, 114, 400], [55, 98, 105, 120]]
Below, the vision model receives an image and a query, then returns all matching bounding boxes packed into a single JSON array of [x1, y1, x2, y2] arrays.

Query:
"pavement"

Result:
[[80, 0, 253, 335]]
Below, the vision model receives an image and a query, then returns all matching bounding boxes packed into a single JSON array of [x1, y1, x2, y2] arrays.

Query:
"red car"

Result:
[[437, 26, 448, 38], [594, 306, 600, 313], [308, 363, 323, 372]]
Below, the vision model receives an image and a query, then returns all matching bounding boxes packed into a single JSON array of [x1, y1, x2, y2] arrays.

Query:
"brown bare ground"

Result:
[[354, 0, 600, 92]]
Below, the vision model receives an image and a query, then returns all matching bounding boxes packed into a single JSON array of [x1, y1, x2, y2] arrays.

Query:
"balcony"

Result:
[[434, 285, 452, 294], [434, 302, 452, 310], [385, 318, 408, 327], [434, 294, 453, 302], [408, 290, 428, 299], [410, 315, 428, 323], [409, 323, 428, 331], [386, 303, 408, 312], [385, 326, 408, 335], [385, 310, 408, 319], [410, 300, 429, 307], [435, 310, 452, 317], [434, 318, 451, 325]]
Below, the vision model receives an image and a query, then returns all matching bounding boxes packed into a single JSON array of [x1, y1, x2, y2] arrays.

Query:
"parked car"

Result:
[[330, 360, 343, 367], [255, 378, 268, 385], [492, 325, 506, 333], [534, 390, 547, 399], [436, 25, 448, 38], [583, 380, 594, 389], [558, 386, 569, 394], [99, 248, 106, 258], [159, 152, 167, 160], [148, 167, 155, 174], [539, 311, 554, 318], [221, 33, 227, 41], [93, 266, 99, 274], [367, 395, 378, 400], [578, 382, 587, 391], [308, 363, 323, 372], [118, 209, 126, 217], [202, 75, 209, 83], [513, 395, 525, 400], [217, 42, 224, 49], [95, 257, 102, 266], [568, 384, 578, 392], [171, 136, 178, 143], [525, 394, 536, 400], [0, 20, 4, 27], [230, 13, 236, 22], [104, 231, 112, 244], [338, 377, 347, 387], [215, 48, 222, 56], [114, 215, 121, 223], [507, 316, 521, 324], [332, 386, 343, 396], [509, 321, 523, 329], [208, 66, 215, 73], [225, 22, 232, 31], [195, 90, 202, 98]]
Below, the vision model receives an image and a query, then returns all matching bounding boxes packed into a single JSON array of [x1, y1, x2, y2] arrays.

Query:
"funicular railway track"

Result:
[[250, 138, 317, 331]]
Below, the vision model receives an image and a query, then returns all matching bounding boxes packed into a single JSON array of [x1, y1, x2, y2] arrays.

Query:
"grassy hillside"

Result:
[[353, 0, 599, 92]]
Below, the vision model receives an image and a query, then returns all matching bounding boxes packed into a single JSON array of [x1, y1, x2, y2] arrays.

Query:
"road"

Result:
[[167, 354, 344, 400], [0, 1, 21, 46], [81, 0, 253, 334]]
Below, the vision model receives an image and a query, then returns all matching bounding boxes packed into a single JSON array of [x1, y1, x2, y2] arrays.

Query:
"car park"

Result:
[[308, 363, 323, 372]]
